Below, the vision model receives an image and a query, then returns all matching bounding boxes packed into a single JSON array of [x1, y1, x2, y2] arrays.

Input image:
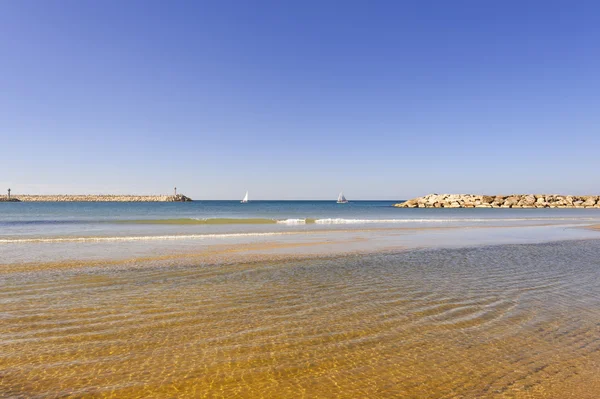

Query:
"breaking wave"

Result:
[[0, 232, 299, 244], [114, 217, 600, 225], [3, 216, 598, 228]]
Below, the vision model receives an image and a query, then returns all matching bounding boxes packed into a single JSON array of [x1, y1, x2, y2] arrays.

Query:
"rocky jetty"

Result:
[[0, 194, 192, 202], [395, 194, 600, 209]]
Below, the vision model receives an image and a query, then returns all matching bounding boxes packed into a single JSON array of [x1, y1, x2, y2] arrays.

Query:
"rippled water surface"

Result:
[[2, 240, 600, 398]]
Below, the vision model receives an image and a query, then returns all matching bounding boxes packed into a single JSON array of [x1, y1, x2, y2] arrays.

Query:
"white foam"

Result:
[[0, 232, 298, 244], [314, 217, 598, 224], [276, 218, 307, 225]]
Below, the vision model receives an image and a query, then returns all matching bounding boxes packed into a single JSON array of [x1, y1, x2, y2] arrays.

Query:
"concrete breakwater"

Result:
[[395, 194, 600, 208], [0, 194, 192, 202]]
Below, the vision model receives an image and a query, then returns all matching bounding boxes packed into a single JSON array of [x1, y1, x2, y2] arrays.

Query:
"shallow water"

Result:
[[2, 240, 600, 398]]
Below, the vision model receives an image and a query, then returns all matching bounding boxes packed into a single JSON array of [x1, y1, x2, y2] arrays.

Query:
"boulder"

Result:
[[481, 195, 494, 204], [582, 197, 598, 207], [521, 195, 536, 206], [427, 196, 438, 205]]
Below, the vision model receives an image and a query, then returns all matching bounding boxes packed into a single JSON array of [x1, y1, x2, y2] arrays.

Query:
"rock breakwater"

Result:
[[0, 194, 192, 202], [395, 194, 600, 208]]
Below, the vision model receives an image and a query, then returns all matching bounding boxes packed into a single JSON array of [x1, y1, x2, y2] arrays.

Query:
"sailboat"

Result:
[[241, 191, 249, 203], [337, 192, 348, 204]]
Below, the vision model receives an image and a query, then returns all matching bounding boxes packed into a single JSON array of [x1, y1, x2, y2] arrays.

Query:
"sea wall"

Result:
[[395, 194, 600, 209], [0, 194, 192, 202]]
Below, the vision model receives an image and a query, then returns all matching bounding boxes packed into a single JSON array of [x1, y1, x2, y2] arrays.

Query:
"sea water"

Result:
[[3, 200, 600, 237], [3, 201, 600, 397], [2, 200, 600, 263]]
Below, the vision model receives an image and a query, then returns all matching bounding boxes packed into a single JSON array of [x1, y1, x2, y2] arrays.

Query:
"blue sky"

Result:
[[1, 1, 599, 199]]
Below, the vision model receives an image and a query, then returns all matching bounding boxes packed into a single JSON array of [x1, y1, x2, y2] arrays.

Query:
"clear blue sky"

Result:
[[2, 1, 599, 199]]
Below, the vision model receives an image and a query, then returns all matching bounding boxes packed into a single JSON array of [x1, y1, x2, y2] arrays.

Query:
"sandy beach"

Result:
[[3, 237, 600, 398]]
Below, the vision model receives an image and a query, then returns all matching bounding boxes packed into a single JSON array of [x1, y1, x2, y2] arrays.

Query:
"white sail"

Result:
[[241, 191, 249, 203], [337, 192, 348, 203]]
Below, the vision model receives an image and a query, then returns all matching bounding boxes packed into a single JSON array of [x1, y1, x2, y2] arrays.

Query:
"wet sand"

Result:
[[2, 240, 600, 398]]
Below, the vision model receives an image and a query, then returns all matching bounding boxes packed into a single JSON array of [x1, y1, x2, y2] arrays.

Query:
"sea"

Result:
[[3, 199, 600, 237], [2, 201, 600, 398]]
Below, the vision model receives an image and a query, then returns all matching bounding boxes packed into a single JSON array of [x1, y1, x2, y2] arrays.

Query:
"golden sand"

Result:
[[0, 239, 370, 274], [2, 241, 600, 398]]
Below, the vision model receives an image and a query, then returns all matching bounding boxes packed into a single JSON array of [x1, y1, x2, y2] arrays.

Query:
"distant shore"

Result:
[[395, 194, 600, 208], [0, 194, 192, 202]]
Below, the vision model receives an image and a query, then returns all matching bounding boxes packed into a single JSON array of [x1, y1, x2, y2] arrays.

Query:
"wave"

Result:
[[120, 218, 318, 225], [122, 217, 600, 225], [3, 216, 599, 227], [312, 218, 599, 224], [276, 218, 311, 225], [117, 218, 280, 225], [0, 232, 299, 244]]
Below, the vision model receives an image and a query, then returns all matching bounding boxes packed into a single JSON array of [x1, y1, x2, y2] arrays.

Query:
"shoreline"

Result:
[[0, 194, 192, 202], [3, 235, 600, 276], [0, 222, 574, 244], [3, 224, 600, 273]]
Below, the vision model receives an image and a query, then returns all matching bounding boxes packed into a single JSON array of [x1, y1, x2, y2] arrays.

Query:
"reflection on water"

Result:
[[2, 240, 600, 398]]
